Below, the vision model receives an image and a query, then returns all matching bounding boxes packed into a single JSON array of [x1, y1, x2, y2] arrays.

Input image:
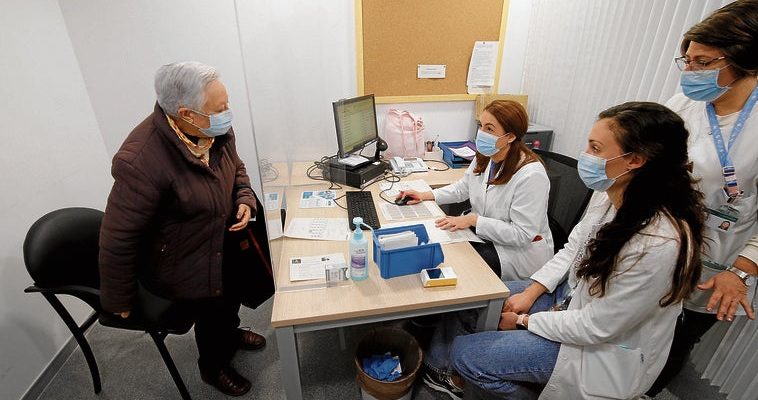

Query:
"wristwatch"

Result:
[[726, 266, 751, 284], [516, 314, 528, 330]]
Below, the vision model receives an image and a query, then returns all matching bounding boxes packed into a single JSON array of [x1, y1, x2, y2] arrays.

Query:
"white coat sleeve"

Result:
[[528, 226, 681, 345], [433, 163, 475, 205], [474, 167, 550, 248], [530, 191, 607, 292], [738, 234, 758, 266]]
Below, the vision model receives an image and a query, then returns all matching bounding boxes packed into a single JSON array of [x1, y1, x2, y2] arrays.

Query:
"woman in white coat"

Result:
[[398, 100, 553, 280], [445, 102, 705, 400], [648, 1, 758, 395]]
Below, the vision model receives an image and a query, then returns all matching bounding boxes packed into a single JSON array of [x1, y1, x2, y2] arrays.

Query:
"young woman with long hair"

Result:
[[428, 102, 704, 400]]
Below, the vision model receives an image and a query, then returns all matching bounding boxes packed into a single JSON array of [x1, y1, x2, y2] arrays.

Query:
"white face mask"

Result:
[[577, 151, 631, 191], [187, 109, 233, 137]]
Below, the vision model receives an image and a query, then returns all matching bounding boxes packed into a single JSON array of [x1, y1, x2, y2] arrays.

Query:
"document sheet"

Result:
[[379, 179, 433, 199], [284, 218, 350, 241], [289, 253, 346, 281], [379, 202, 445, 221]]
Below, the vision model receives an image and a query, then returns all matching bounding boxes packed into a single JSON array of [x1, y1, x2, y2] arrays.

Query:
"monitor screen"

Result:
[[333, 94, 378, 158]]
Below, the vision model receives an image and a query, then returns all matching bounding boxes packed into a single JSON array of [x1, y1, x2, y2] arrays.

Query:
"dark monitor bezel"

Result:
[[333, 94, 378, 158]]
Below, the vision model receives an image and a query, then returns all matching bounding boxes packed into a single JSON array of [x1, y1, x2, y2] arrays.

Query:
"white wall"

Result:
[[521, 0, 730, 156], [0, 1, 112, 399], [238, 0, 532, 163], [58, 0, 262, 194]]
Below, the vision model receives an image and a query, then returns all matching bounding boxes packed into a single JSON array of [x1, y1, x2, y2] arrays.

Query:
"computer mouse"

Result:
[[395, 196, 411, 206]]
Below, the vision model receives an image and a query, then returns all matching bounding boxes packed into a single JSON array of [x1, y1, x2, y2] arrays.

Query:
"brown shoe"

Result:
[[201, 366, 251, 397], [238, 328, 266, 351]]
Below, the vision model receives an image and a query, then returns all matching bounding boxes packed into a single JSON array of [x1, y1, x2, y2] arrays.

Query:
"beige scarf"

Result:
[[165, 114, 214, 166]]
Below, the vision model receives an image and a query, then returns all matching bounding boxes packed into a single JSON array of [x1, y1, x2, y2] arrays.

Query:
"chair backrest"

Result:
[[24, 207, 104, 289], [534, 149, 593, 249]]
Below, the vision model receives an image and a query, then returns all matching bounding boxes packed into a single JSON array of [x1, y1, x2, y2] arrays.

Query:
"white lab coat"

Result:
[[433, 160, 553, 280], [529, 193, 684, 400], [666, 93, 758, 313]]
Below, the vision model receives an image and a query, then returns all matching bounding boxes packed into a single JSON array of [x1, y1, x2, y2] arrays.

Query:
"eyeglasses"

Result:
[[674, 56, 726, 71]]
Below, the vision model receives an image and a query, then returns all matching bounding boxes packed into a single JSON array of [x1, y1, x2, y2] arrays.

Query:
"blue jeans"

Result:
[[425, 280, 570, 399]]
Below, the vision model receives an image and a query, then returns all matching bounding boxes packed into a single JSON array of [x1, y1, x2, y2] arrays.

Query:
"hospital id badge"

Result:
[[705, 205, 739, 234]]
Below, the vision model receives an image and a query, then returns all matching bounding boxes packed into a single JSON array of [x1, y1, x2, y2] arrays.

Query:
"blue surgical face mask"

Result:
[[680, 67, 730, 102], [577, 151, 631, 192], [189, 109, 233, 137], [475, 129, 502, 157]]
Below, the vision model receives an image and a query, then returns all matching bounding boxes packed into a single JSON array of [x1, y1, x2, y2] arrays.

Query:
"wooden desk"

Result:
[[271, 163, 504, 400]]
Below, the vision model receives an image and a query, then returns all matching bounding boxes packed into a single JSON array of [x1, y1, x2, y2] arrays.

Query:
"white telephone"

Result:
[[389, 156, 428, 176]]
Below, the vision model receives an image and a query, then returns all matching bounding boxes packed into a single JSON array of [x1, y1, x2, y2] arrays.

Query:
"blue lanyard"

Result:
[[705, 85, 758, 198]]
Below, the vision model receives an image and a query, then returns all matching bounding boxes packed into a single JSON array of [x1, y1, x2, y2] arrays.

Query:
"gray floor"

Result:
[[35, 299, 728, 400]]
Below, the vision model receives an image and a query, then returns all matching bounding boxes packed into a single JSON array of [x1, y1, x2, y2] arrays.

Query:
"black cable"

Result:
[[422, 159, 451, 171]]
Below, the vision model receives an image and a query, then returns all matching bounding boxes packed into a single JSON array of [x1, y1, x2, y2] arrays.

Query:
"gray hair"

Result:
[[154, 61, 219, 116]]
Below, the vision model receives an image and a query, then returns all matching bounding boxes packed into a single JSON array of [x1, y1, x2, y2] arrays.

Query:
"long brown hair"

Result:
[[473, 100, 539, 185], [575, 102, 705, 307]]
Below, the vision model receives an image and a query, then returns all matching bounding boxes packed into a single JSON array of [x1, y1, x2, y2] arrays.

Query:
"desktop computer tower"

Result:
[[326, 160, 388, 189], [525, 123, 554, 151]]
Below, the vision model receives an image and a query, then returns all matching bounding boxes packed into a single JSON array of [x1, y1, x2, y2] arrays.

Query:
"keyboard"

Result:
[[345, 190, 381, 230]]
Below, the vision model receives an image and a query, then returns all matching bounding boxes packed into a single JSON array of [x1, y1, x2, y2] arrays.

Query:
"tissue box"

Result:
[[372, 224, 444, 279]]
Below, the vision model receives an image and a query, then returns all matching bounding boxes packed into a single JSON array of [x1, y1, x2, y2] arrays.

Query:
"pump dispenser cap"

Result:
[[353, 217, 364, 239]]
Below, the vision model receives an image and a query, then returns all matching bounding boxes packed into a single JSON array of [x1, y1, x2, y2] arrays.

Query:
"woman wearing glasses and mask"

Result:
[[647, 1, 758, 396]]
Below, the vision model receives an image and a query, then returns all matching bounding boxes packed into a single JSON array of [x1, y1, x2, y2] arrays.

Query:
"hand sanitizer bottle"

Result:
[[349, 217, 369, 281]]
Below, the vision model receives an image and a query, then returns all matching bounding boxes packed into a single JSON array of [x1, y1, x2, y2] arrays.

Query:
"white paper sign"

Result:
[[417, 64, 447, 79], [467, 41, 499, 90]]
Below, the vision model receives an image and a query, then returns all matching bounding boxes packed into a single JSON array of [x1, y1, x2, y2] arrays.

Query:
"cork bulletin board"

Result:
[[357, 0, 509, 103]]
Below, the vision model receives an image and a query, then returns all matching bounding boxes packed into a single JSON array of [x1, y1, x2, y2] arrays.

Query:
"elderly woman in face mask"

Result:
[[99, 61, 264, 396]]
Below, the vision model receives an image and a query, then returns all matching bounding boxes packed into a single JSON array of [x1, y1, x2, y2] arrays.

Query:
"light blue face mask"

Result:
[[475, 129, 502, 157], [577, 151, 631, 192], [189, 109, 233, 137], [680, 67, 730, 102]]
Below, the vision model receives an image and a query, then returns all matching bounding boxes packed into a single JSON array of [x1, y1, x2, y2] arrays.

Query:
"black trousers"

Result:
[[647, 308, 718, 395], [470, 240, 501, 278], [189, 294, 242, 374]]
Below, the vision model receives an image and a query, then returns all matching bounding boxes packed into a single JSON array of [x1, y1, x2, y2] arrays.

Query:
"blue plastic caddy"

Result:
[[372, 224, 444, 279]]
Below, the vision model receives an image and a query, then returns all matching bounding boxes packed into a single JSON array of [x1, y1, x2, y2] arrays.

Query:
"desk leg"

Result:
[[477, 298, 504, 331], [275, 326, 302, 400]]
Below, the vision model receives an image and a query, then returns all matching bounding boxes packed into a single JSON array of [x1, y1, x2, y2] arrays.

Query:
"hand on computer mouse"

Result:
[[395, 196, 411, 206], [395, 190, 423, 206]]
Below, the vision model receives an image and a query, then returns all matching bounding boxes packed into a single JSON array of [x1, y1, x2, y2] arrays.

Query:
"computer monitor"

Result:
[[333, 94, 378, 158]]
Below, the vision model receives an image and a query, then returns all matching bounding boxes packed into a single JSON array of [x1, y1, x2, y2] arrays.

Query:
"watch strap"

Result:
[[516, 314, 528, 329], [726, 266, 750, 283]]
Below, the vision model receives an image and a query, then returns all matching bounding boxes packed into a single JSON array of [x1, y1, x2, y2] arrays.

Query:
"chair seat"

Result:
[[98, 312, 193, 335]]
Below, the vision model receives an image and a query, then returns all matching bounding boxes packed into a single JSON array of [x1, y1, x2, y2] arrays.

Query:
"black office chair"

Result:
[[23, 207, 194, 400], [534, 149, 593, 253]]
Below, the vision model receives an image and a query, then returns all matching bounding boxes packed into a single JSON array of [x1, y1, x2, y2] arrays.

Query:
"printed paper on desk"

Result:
[[379, 179, 433, 199], [284, 218, 350, 241], [300, 190, 337, 208], [379, 202, 445, 221], [383, 218, 483, 244], [466, 41, 498, 88], [451, 146, 476, 158], [266, 216, 283, 240], [290, 253, 346, 281], [264, 192, 281, 210]]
